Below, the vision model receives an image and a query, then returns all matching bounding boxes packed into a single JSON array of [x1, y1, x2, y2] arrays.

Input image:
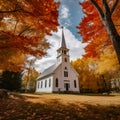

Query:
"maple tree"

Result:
[[96, 45, 120, 92], [95, 45, 120, 92], [77, 0, 120, 62], [71, 58, 101, 92], [71, 52, 120, 93], [0, 0, 60, 71]]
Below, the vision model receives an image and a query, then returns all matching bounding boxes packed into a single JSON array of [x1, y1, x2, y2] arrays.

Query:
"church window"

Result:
[[41, 81, 43, 88], [49, 79, 51, 87], [56, 78, 58, 87], [64, 71, 68, 77], [38, 82, 40, 89], [65, 67, 67, 70], [65, 58, 67, 62], [64, 51, 66, 54], [74, 80, 77, 88], [45, 80, 47, 88]]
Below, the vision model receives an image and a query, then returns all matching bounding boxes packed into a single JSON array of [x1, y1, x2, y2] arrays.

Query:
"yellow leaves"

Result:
[[71, 57, 99, 91], [0, 50, 26, 72], [8, 51, 25, 65], [96, 45, 120, 74], [22, 68, 40, 89]]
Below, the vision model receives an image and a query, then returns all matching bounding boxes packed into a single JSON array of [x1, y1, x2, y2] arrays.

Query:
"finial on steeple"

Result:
[[61, 26, 66, 48]]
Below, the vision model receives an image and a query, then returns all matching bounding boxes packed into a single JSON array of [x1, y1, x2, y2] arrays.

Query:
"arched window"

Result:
[[65, 67, 67, 70], [56, 78, 58, 87], [65, 58, 67, 62], [64, 51, 66, 54]]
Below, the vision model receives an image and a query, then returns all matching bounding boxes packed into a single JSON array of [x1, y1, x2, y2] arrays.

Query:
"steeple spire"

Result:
[[57, 26, 69, 64], [61, 27, 66, 48]]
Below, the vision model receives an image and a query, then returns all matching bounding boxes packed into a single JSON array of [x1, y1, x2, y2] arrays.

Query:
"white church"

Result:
[[36, 28, 80, 93]]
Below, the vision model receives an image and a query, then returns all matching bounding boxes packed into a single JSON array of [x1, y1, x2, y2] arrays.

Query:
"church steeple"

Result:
[[57, 27, 69, 64], [61, 27, 67, 48]]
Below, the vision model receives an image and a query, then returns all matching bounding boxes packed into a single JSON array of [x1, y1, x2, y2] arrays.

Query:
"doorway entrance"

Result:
[[65, 83, 69, 91]]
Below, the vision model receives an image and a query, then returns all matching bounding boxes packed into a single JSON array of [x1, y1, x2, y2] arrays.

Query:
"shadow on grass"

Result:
[[0, 94, 120, 120], [79, 93, 116, 97]]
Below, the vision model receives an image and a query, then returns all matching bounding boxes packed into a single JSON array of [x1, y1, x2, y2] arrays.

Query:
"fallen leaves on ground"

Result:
[[0, 94, 120, 120]]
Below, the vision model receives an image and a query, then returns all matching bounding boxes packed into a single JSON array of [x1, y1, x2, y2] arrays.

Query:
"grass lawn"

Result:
[[0, 93, 120, 120]]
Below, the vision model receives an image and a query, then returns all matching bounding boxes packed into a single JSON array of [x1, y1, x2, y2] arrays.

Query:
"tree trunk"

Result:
[[103, 14, 120, 63], [90, 0, 120, 63]]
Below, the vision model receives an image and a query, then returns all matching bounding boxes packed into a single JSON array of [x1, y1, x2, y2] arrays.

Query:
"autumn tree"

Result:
[[77, 0, 120, 62], [22, 58, 40, 92], [0, 0, 60, 71], [96, 45, 120, 92], [71, 58, 101, 93], [22, 68, 40, 92], [71, 56, 115, 93]]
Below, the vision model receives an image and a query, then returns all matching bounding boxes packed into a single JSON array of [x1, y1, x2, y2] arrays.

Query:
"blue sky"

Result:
[[35, 0, 86, 72], [59, 0, 84, 40]]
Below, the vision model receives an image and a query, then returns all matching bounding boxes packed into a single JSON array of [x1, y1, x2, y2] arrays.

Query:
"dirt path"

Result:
[[22, 93, 120, 105]]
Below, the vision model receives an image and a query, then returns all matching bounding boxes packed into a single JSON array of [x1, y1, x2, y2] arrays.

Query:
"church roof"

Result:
[[37, 63, 60, 80], [61, 27, 67, 48]]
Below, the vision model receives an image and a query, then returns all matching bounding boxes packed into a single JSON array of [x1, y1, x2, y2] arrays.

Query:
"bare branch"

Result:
[[90, 0, 104, 19], [0, 8, 35, 17], [14, 20, 19, 33], [111, 0, 119, 14], [0, 9, 22, 14], [18, 26, 31, 36]]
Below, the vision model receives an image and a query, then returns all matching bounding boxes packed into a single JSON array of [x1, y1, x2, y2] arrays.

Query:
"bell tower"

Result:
[[57, 27, 69, 64]]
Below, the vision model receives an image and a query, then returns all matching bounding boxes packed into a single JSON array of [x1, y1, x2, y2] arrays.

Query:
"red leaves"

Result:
[[77, 0, 112, 58], [0, 0, 60, 50], [0, 31, 49, 56]]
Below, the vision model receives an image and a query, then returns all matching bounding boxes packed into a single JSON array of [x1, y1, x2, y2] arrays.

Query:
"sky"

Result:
[[35, 0, 86, 72]]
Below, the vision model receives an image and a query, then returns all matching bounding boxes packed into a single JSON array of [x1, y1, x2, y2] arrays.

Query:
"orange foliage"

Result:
[[0, 0, 60, 71], [77, 0, 120, 58]]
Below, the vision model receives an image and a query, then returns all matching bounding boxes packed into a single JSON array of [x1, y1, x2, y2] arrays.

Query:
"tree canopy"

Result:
[[0, 0, 60, 71], [77, 0, 120, 61]]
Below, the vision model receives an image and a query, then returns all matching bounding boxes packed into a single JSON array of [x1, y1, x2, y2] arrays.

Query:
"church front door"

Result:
[[65, 83, 69, 91]]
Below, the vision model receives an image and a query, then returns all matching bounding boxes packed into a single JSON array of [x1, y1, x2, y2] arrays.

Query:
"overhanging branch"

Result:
[[18, 26, 31, 36], [111, 0, 119, 14], [90, 0, 104, 19], [0, 8, 35, 17]]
